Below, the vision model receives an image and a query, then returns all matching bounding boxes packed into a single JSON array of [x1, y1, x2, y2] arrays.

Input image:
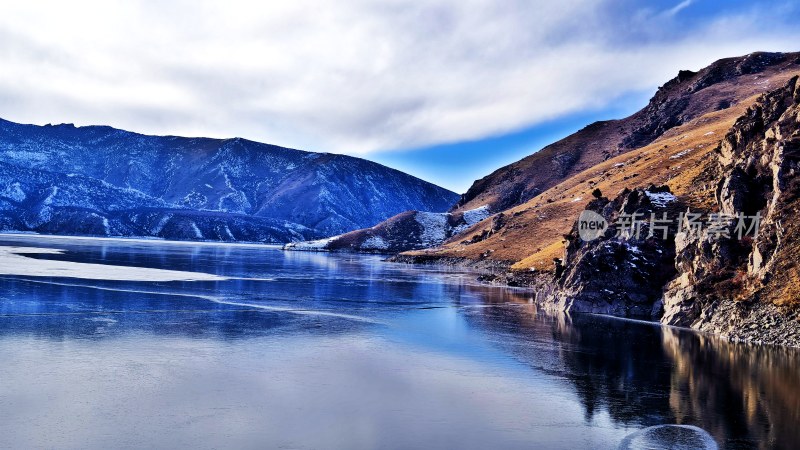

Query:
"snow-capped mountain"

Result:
[[0, 119, 459, 242]]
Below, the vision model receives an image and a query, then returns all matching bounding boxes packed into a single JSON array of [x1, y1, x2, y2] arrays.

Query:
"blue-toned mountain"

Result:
[[0, 119, 458, 242]]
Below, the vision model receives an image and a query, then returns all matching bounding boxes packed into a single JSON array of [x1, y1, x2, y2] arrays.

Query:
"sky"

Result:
[[1, 0, 799, 193]]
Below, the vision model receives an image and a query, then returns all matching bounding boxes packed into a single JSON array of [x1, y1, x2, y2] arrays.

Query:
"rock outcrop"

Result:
[[532, 186, 681, 317], [660, 75, 800, 345], [518, 76, 800, 346]]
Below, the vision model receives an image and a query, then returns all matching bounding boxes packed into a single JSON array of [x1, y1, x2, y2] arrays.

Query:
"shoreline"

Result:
[[3, 232, 798, 349], [388, 252, 800, 350], [0, 232, 284, 249]]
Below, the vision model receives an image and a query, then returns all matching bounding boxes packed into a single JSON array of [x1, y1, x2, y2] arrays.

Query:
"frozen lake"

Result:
[[0, 235, 796, 449]]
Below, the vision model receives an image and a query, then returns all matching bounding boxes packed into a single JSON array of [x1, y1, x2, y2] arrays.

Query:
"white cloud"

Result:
[[663, 0, 693, 18], [0, 0, 797, 154]]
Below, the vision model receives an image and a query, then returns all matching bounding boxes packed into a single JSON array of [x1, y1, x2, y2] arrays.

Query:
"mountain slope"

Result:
[[455, 52, 800, 214], [396, 52, 800, 268], [517, 76, 800, 346], [297, 52, 800, 259], [410, 97, 759, 269], [0, 119, 458, 241]]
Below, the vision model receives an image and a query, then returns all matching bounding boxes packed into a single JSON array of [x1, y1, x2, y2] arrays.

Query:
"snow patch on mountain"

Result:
[[453, 205, 491, 234], [462, 205, 490, 224], [190, 222, 204, 239], [283, 237, 335, 251], [646, 191, 678, 207], [152, 214, 172, 234], [1, 182, 26, 202], [416, 211, 449, 246], [223, 225, 235, 240], [43, 186, 59, 206], [670, 149, 692, 159], [361, 235, 389, 250]]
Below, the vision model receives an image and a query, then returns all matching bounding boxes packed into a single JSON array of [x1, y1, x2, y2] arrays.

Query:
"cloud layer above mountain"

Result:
[[1, 0, 798, 154]]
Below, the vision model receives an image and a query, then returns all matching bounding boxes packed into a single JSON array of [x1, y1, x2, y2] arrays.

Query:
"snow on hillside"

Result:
[[284, 204, 494, 254], [283, 237, 336, 251], [361, 235, 389, 250], [453, 205, 491, 234], [462, 205, 490, 225], [0, 118, 460, 242], [645, 191, 678, 207], [416, 211, 449, 246]]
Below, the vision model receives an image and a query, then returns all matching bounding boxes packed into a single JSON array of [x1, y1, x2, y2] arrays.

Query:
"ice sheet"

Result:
[[0, 246, 227, 282]]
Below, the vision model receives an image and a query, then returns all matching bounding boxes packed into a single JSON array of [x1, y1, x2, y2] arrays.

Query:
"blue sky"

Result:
[[371, 90, 653, 193], [0, 1, 799, 193], [369, 0, 800, 192]]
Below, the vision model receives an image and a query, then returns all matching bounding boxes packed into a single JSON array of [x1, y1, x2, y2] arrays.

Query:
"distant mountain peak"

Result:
[[0, 118, 458, 242], [455, 50, 800, 213]]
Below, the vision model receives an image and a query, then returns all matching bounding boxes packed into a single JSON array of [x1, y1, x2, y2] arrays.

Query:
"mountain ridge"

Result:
[[0, 118, 459, 242], [295, 51, 800, 260], [385, 54, 800, 347], [455, 51, 800, 214]]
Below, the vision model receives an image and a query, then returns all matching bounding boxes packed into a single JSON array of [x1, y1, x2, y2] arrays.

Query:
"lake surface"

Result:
[[0, 235, 797, 449]]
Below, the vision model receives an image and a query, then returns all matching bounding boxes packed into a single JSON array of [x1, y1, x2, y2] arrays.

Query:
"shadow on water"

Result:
[[463, 293, 800, 450], [1, 235, 799, 449]]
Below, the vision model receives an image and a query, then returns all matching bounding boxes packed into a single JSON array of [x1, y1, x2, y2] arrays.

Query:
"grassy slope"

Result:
[[404, 67, 800, 272]]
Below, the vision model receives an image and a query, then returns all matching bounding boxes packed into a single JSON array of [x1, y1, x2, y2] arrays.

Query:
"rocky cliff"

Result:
[[659, 75, 800, 346], [507, 76, 800, 347], [545, 186, 682, 317]]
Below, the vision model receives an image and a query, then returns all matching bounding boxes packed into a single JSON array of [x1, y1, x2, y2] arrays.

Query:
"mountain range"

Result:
[[4, 50, 800, 347], [286, 51, 800, 347], [0, 120, 458, 242], [290, 52, 800, 260]]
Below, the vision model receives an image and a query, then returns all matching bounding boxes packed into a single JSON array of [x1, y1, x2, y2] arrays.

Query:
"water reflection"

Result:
[[462, 298, 800, 449], [0, 235, 797, 449], [661, 329, 800, 450]]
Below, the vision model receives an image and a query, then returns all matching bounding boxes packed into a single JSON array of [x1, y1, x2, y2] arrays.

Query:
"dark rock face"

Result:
[[661, 76, 800, 346], [0, 119, 458, 242], [523, 77, 800, 346], [540, 186, 681, 317]]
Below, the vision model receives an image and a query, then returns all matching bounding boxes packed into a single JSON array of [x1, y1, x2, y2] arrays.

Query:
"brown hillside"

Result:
[[405, 61, 800, 271], [454, 52, 800, 214]]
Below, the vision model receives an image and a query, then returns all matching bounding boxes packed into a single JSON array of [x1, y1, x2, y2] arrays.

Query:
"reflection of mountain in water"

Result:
[[461, 301, 674, 425], [463, 296, 800, 449], [662, 329, 800, 450], [2, 236, 799, 449], [555, 315, 675, 426]]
